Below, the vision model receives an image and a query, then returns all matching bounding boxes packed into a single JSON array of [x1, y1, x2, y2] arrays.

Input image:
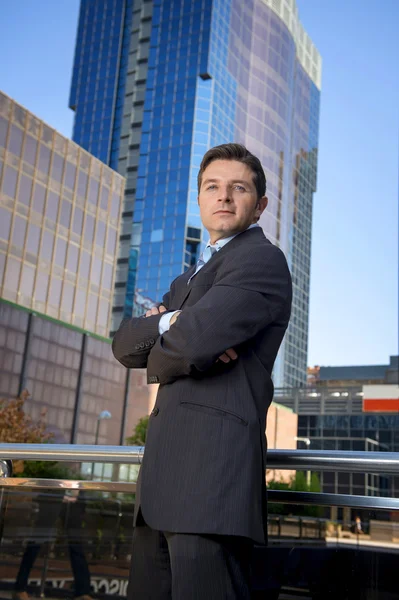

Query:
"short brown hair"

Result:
[[197, 143, 267, 200]]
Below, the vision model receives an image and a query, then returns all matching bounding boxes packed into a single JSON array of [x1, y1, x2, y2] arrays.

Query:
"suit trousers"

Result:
[[128, 515, 253, 600]]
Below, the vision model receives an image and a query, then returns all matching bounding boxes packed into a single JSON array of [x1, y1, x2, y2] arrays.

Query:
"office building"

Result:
[[0, 92, 128, 445], [0, 91, 124, 337], [308, 355, 399, 387], [70, 0, 322, 388]]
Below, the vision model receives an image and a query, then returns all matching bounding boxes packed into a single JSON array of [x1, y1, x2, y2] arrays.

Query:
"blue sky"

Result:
[[0, 1, 397, 367]]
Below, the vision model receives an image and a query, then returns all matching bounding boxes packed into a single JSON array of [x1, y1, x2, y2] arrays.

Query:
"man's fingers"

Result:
[[225, 348, 238, 360], [145, 306, 163, 317], [218, 353, 230, 363], [159, 305, 167, 313]]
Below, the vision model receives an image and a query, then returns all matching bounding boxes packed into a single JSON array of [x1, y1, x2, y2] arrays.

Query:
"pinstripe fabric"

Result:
[[113, 227, 292, 545], [128, 520, 253, 600]]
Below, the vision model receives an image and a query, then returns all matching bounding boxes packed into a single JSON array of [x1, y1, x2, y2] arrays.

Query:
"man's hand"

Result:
[[218, 348, 238, 363], [145, 305, 167, 317]]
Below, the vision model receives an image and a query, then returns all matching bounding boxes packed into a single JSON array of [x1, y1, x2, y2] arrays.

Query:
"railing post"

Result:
[[18, 312, 34, 396], [70, 333, 88, 444]]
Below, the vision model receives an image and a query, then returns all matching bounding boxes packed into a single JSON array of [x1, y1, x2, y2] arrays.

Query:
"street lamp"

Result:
[[91, 410, 112, 480], [295, 436, 311, 487], [95, 410, 112, 445]]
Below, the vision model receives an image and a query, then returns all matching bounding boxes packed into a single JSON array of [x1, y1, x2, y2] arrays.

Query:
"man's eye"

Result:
[[234, 185, 245, 191], [207, 184, 216, 190]]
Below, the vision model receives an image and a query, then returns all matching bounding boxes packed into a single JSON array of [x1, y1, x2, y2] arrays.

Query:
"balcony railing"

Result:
[[0, 445, 398, 511]]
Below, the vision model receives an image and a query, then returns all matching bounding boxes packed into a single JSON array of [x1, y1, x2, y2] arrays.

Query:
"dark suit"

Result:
[[113, 226, 292, 597]]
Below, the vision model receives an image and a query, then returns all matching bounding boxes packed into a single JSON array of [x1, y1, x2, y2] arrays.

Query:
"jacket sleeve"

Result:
[[146, 244, 292, 384], [112, 290, 171, 369]]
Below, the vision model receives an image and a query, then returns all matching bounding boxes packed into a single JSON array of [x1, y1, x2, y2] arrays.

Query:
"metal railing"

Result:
[[0, 444, 398, 511]]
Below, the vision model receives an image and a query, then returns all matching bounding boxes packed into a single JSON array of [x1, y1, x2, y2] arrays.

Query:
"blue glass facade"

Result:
[[70, 0, 321, 386], [69, 0, 130, 166]]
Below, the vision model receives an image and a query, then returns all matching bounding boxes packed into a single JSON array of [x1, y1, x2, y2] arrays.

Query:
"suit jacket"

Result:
[[112, 227, 292, 543]]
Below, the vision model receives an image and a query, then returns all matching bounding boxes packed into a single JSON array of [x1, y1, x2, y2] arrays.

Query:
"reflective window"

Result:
[[32, 183, 46, 213], [23, 135, 38, 166], [95, 221, 106, 247], [2, 166, 18, 198], [51, 153, 64, 183], [64, 162, 76, 189], [100, 185, 109, 209], [40, 230, 54, 261], [60, 200, 72, 228], [48, 277, 62, 306], [3, 257, 21, 293], [88, 178, 99, 205], [79, 250, 91, 280], [72, 207, 84, 235], [66, 243, 79, 272], [77, 170, 88, 197], [61, 282, 74, 313], [18, 174, 32, 206], [102, 262, 112, 290], [38, 144, 51, 174], [8, 124, 23, 157], [106, 227, 116, 255], [0, 207, 12, 240], [110, 192, 120, 219], [45, 191, 59, 222], [11, 216, 27, 248], [20, 263, 35, 297], [54, 238, 67, 267], [91, 256, 102, 286], [84, 214, 95, 244], [26, 223, 41, 255], [0, 116, 8, 147], [74, 287, 86, 317], [34, 271, 49, 303]]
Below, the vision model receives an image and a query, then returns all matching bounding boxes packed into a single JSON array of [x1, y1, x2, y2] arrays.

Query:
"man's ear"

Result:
[[255, 196, 268, 220]]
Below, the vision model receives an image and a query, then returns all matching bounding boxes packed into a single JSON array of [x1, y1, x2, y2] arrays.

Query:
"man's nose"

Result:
[[218, 186, 231, 202]]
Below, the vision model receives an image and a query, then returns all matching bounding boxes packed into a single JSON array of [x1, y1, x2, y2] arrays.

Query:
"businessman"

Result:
[[112, 143, 292, 599]]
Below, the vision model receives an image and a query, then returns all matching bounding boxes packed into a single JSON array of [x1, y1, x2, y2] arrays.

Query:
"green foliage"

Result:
[[18, 460, 79, 480], [126, 415, 149, 446], [268, 471, 322, 517]]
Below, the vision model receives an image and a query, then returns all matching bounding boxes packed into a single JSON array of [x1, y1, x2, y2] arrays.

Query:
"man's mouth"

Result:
[[214, 210, 235, 215]]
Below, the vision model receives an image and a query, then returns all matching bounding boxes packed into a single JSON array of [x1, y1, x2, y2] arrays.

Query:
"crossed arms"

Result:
[[112, 244, 291, 385]]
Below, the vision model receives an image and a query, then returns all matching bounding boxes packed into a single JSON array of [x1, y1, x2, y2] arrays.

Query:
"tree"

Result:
[[126, 415, 149, 446], [0, 390, 53, 474], [0, 391, 77, 479], [267, 472, 322, 517]]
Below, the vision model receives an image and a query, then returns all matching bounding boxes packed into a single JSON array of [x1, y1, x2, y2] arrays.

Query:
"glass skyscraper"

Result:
[[70, 0, 321, 387]]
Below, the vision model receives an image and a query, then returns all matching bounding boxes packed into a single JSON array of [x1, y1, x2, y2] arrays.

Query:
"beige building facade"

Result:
[[0, 92, 124, 337]]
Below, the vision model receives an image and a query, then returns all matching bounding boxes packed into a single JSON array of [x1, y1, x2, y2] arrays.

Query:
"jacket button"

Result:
[[151, 407, 159, 416], [145, 341, 150, 347], [140, 342, 145, 348], [150, 338, 155, 344], [135, 344, 140, 350]]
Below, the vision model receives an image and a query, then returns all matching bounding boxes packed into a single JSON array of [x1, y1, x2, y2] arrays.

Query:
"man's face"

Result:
[[198, 160, 268, 243]]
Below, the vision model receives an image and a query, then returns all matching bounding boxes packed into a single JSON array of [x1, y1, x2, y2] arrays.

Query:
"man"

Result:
[[112, 143, 292, 599]]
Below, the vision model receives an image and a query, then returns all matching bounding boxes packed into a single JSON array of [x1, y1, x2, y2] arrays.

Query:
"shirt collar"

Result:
[[206, 223, 259, 251]]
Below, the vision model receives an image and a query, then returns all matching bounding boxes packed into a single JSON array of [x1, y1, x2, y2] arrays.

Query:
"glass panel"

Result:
[[40, 230, 54, 262], [60, 200, 72, 228], [77, 170, 88, 197], [8, 124, 23, 156], [20, 263, 35, 297], [3, 256, 21, 293], [26, 223, 41, 255], [64, 162, 76, 189], [88, 178, 99, 205], [45, 191, 59, 222], [0, 115, 8, 147], [51, 153, 64, 183], [2, 165, 18, 198], [0, 207, 12, 240], [48, 276, 62, 306], [79, 251, 91, 280], [34, 271, 49, 303], [18, 174, 32, 206], [11, 216, 27, 248], [84, 214, 95, 244], [74, 287, 86, 317], [110, 192, 120, 219], [101, 262, 113, 290], [100, 185, 109, 209], [61, 281, 74, 313], [32, 183, 46, 214], [23, 134, 38, 166], [54, 238, 67, 267], [66, 243, 79, 272], [38, 144, 51, 174], [91, 257, 102, 286], [107, 227, 117, 255], [95, 221, 106, 247], [72, 208, 83, 237]]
